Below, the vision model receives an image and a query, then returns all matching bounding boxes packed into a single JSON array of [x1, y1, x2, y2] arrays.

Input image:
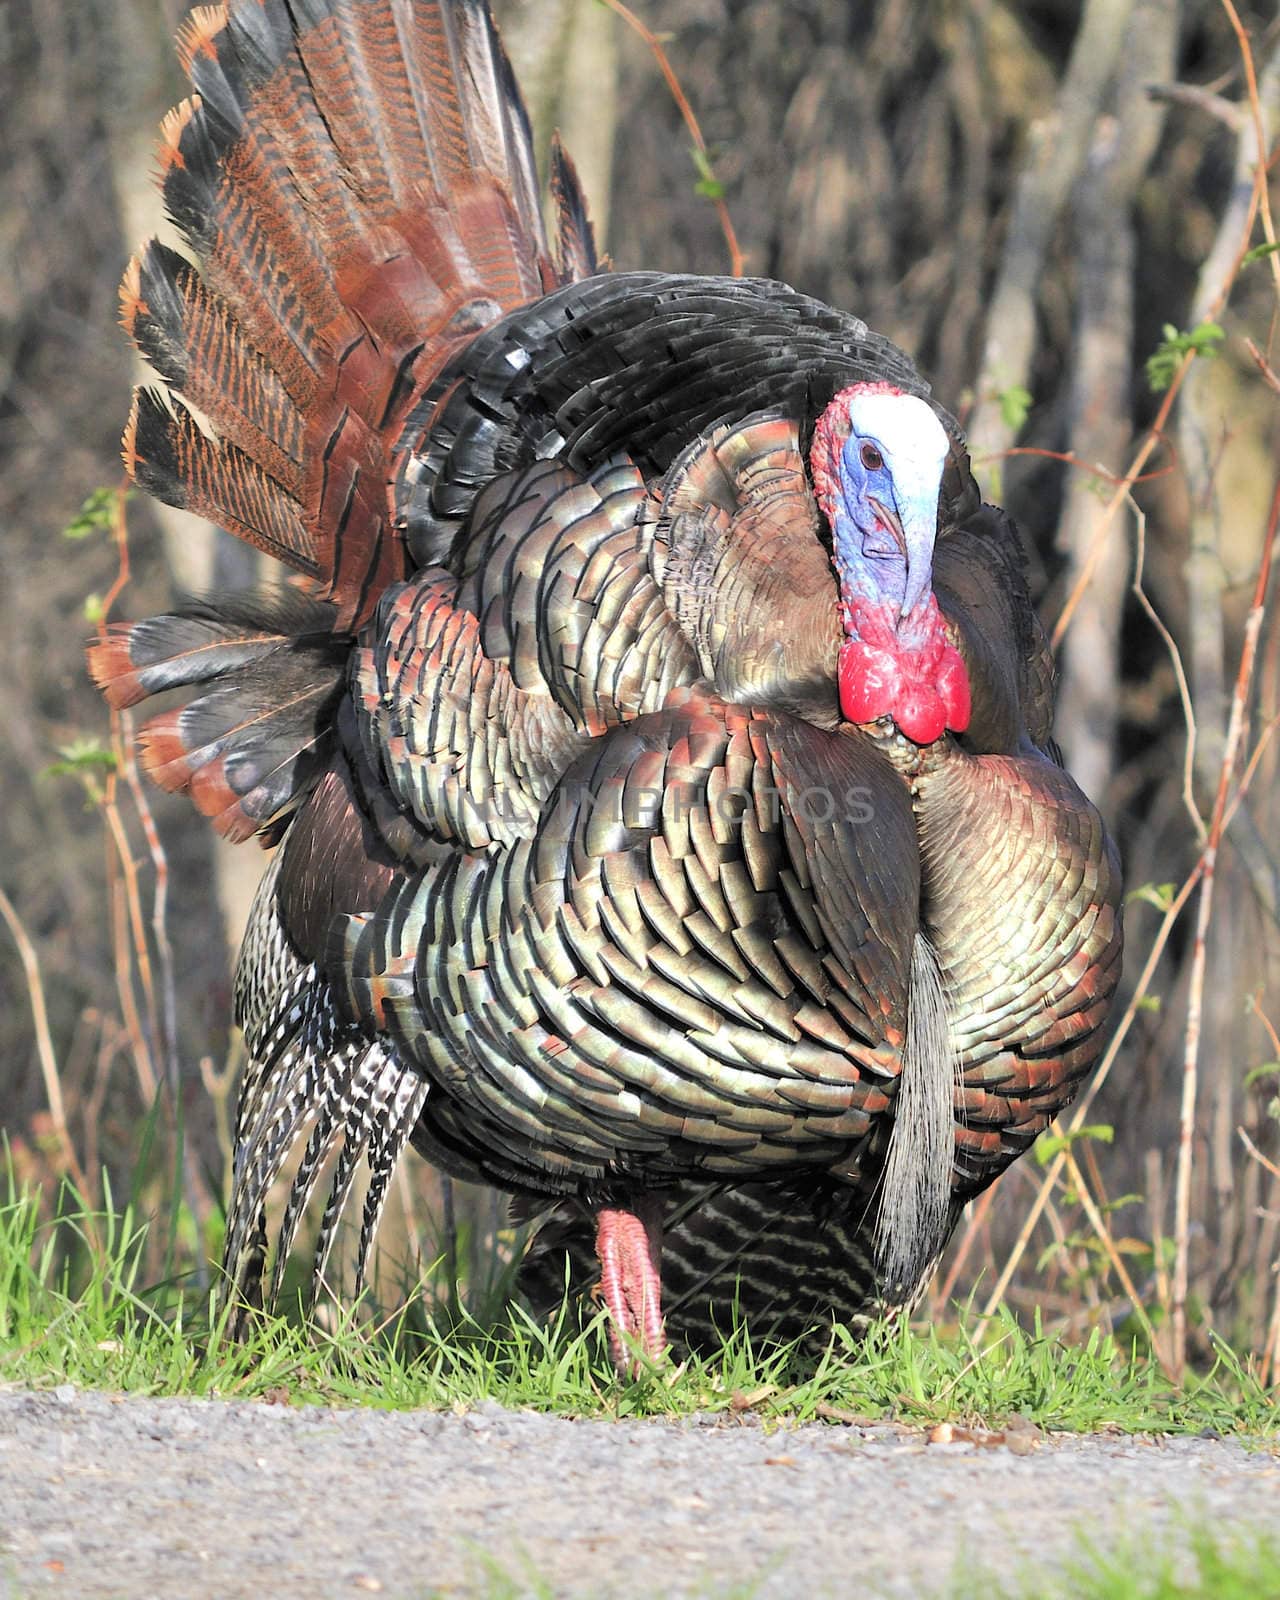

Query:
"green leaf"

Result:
[[1135, 993, 1162, 1014], [689, 146, 727, 202], [1243, 1060, 1280, 1089], [1242, 241, 1280, 266], [997, 384, 1032, 433], [63, 487, 122, 541], [42, 738, 118, 780], [84, 593, 105, 624], [1126, 881, 1177, 913], [1035, 1124, 1115, 1165], [1145, 321, 1225, 392]]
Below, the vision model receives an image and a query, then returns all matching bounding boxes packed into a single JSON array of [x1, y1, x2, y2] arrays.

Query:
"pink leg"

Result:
[[595, 1197, 666, 1374]]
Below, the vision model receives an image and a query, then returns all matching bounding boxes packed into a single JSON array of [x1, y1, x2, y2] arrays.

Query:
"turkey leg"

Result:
[[595, 1197, 666, 1373]]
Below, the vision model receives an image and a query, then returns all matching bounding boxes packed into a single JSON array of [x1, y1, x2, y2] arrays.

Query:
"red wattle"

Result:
[[838, 597, 971, 744], [838, 637, 898, 723], [891, 684, 948, 745], [935, 640, 971, 732]]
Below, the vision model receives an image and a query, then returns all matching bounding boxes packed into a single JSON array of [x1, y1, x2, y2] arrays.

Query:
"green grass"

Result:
[[1, 1178, 1277, 1436], [418, 1527, 1280, 1599], [948, 1526, 1280, 1600]]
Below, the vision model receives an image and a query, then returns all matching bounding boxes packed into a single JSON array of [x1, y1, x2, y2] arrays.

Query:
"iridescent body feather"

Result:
[[90, 0, 1122, 1363]]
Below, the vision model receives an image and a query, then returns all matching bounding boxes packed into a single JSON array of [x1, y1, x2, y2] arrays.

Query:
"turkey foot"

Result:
[[595, 1198, 666, 1375]]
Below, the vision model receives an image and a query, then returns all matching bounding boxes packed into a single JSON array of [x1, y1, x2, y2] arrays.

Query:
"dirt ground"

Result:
[[1, 1388, 1276, 1599]]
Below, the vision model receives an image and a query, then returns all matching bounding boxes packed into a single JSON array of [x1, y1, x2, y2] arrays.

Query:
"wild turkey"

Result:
[[90, 0, 1122, 1367]]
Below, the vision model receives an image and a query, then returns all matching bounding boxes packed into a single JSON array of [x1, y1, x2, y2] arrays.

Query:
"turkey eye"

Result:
[[860, 443, 883, 471]]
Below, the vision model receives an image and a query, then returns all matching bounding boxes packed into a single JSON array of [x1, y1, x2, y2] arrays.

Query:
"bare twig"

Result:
[[1262, 1272, 1280, 1387], [1051, 358, 1195, 649], [978, 445, 1176, 487], [100, 766, 159, 1068], [1226, 709, 1280, 824], [1170, 470, 1280, 1377], [1131, 502, 1205, 841], [596, 0, 743, 277], [1238, 1122, 1280, 1385], [0, 886, 95, 1209], [106, 488, 210, 1284], [1063, 1148, 1171, 1375], [1145, 81, 1244, 130], [0, 889, 67, 1157], [979, 863, 1203, 1330], [1246, 989, 1280, 1059], [1219, 1, 1280, 298], [1245, 336, 1280, 395], [934, 1183, 998, 1307], [1238, 1126, 1280, 1184]]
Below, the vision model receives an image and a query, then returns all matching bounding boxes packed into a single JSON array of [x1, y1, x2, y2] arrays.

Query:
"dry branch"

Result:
[[968, 0, 1139, 461], [1170, 471, 1280, 1376], [1176, 37, 1280, 784]]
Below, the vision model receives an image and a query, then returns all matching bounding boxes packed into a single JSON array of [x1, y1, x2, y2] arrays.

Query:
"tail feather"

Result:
[[88, 597, 348, 841], [124, 0, 598, 630], [124, 387, 314, 574], [308, 1048, 429, 1302], [175, 6, 230, 74], [550, 135, 599, 282], [138, 669, 338, 841], [269, 1032, 378, 1305], [122, 244, 304, 491], [89, 610, 295, 709], [101, 0, 612, 1328], [351, 1067, 429, 1296]]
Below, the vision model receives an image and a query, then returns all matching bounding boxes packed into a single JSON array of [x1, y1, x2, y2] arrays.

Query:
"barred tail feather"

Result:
[[267, 1032, 428, 1308], [550, 134, 600, 282], [119, 0, 599, 631]]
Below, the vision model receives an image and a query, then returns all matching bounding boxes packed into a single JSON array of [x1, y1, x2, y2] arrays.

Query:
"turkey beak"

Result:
[[893, 486, 940, 621], [867, 492, 937, 621]]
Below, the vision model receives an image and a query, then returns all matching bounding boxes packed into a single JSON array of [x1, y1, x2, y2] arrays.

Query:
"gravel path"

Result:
[[1, 1388, 1276, 1599]]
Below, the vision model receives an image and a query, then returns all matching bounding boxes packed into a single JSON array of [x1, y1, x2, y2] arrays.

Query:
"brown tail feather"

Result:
[[124, 387, 314, 574], [175, 6, 229, 74], [91, 599, 349, 843], [122, 243, 303, 493], [550, 135, 600, 283], [89, 610, 300, 709], [138, 676, 338, 843], [123, 0, 601, 631]]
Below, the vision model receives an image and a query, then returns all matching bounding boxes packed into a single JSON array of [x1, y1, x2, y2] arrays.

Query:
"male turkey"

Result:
[[90, 0, 1122, 1367]]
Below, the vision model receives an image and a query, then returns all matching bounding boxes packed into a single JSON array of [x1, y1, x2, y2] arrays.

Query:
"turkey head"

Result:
[[811, 385, 971, 745]]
